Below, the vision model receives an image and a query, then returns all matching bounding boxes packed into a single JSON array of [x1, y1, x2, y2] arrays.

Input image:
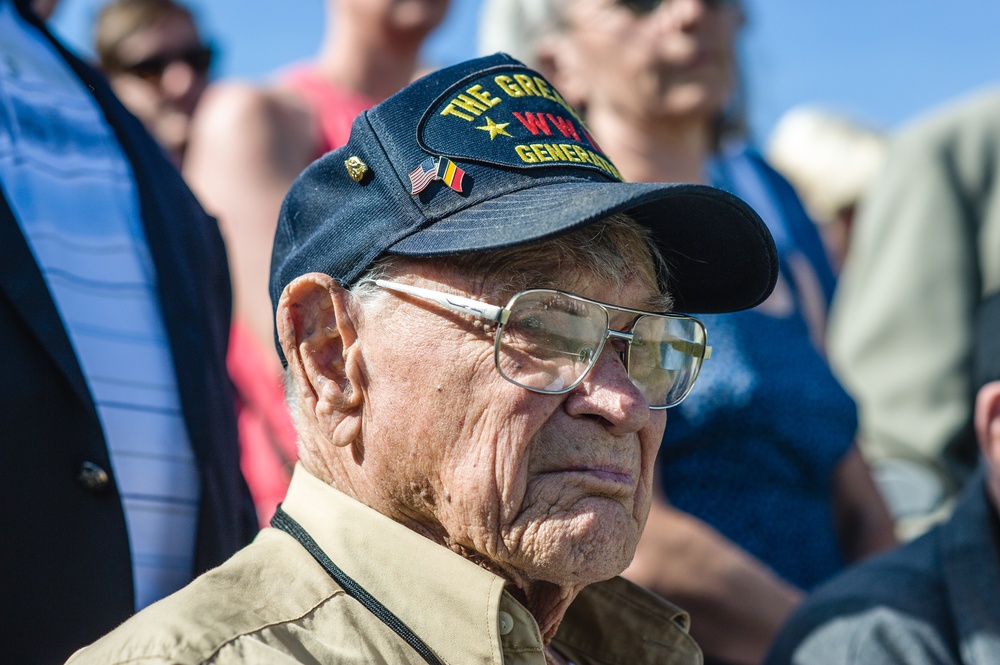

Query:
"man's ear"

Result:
[[975, 380, 1000, 468], [276, 273, 363, 448]]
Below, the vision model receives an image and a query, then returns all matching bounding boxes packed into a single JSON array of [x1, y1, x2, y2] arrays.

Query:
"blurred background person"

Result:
[[93, 0, 212, 167], [827, 87, 1000, 540], [0, 0, 255, 661], [479, 1, 895, 663], [764, 287, 1000, 665], [766, 106, 886, 273], [182, 0, 450, 525], [92, 0, 295, 529]]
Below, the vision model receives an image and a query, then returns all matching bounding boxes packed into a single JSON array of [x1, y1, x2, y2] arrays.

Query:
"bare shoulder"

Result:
[[186, 80, 318, 179]]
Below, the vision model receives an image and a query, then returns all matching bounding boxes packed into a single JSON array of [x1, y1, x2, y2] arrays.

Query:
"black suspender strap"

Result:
[[271, 506, 445, 665]]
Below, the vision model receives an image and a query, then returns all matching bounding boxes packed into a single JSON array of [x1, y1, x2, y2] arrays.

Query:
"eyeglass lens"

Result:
[[496, 291, 706, 408], [628, 314, 706, 407]]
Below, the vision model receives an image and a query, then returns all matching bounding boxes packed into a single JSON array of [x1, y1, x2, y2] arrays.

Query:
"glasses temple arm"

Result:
[[660, 338, 712, 360], [374, 280, 507, 324]]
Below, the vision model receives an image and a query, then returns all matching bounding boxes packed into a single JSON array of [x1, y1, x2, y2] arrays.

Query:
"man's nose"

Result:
[[565, 343, 650, 434]]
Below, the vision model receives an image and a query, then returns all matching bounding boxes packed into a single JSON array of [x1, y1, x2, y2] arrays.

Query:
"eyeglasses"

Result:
[[616, 0, 739, 15], [376, 280, 710, 409], [117, 44, 214, 83]]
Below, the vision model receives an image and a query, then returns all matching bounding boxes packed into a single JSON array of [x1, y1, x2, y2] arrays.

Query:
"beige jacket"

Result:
[[828, 87, 1000, 537], [68, 465, 702, 665]]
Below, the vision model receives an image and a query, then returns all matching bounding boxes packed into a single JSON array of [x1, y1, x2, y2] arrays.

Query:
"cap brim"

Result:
[[388, 180, 778, 313]]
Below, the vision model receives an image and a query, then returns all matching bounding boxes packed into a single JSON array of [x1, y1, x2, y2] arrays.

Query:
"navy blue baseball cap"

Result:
[[270, 53, 778, 333]]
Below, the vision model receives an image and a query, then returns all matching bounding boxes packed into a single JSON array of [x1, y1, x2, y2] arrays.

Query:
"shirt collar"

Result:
[[282, 464, 533, 664], [281, 464, 699, 665]]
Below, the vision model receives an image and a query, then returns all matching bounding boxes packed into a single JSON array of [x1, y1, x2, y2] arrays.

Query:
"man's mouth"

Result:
[[544, 465, 634, 485]]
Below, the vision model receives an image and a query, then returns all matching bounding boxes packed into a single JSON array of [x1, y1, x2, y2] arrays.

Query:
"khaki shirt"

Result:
[[69, 465, 701, 665]]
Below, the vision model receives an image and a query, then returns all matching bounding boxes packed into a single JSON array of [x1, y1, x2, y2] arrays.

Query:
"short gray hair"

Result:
[[477, 0, 564, 68], [354, 211, 671, 305]]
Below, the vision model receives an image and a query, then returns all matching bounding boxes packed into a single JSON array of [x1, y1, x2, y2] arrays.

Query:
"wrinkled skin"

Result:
[[281, 262, 667, 642]]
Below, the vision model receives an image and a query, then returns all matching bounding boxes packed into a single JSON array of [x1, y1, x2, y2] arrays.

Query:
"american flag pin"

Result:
[[408, 157, 467, 195], [409, 158, 438, 195]]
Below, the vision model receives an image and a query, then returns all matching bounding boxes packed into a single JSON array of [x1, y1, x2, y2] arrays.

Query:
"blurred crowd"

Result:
[[2, 0, 998, 663]]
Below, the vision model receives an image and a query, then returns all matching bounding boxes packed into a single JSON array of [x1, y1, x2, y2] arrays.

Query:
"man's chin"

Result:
[[510, 506, 640, 586]]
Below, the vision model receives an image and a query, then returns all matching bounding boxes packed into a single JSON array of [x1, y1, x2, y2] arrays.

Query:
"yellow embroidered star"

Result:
[[476, 116, 512, 140]]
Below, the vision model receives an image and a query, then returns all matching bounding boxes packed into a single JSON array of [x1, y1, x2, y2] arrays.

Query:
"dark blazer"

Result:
[[0, 3, 257, 662]]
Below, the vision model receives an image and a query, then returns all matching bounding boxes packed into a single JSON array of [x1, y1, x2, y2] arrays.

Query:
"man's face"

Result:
[[354, 262, 667, 587], [561, 0, 742, 123]]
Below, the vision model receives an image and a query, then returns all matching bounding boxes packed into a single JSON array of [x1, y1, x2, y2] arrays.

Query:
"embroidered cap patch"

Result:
[[416, 64, 623, 184]]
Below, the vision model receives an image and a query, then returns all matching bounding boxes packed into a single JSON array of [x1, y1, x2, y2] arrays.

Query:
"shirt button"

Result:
[[498, 611, 514, 636], [78, 461, 110, 494]]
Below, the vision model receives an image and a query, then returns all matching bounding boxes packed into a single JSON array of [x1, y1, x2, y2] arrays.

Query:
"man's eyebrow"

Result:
[[643, 292, 674, 313]]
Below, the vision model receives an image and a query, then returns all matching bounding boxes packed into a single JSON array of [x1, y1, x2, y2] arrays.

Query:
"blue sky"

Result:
[[50, 0, 1000, 142]]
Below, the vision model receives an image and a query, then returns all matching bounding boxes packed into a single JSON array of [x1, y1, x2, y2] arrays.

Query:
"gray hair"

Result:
[[477, 0, 564, 68], [355, 212, 670, 303]]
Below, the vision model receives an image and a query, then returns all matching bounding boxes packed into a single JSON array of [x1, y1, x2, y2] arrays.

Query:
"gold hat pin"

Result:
[[345, 156, 369, 183]]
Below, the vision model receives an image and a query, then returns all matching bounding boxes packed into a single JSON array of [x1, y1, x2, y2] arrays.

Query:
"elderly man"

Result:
[[69, 53, 777, 665], [764, 289, 1000, 665]]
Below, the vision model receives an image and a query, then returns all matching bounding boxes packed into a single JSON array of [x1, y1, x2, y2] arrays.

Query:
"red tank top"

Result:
[[280, 67, 378, 155]]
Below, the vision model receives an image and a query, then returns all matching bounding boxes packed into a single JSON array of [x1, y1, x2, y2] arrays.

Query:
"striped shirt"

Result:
[[0, 2, 200, 610]]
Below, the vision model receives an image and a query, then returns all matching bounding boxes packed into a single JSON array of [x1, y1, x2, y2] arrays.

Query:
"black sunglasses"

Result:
[[119, 44, 214, 82], [617, 0, 738, 14]]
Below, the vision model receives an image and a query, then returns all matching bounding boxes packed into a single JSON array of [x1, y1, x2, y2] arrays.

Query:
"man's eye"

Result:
[[519, 315, 545, 331]]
